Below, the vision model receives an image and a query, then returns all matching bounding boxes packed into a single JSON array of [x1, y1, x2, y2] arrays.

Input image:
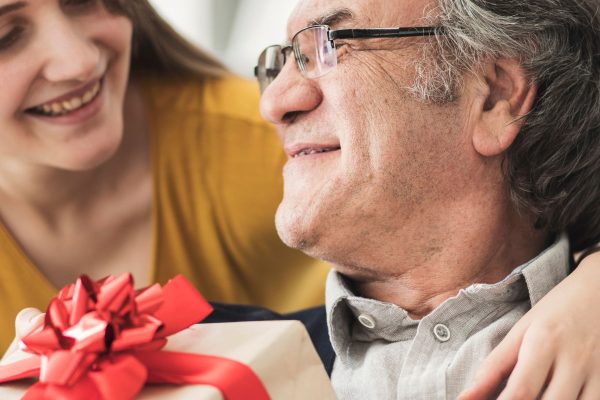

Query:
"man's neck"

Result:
[[334, 202, 548, 319]]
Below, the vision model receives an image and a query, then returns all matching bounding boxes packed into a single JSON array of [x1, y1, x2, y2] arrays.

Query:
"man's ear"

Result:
[[472, 59, 537, 157]]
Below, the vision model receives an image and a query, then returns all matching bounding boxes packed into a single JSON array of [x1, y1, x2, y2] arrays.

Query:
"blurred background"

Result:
[[149, 0, 298, 78]]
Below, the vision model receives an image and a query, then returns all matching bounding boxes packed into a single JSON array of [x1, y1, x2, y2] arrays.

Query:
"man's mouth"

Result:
[[291, 146, 341, 158], [25, 80, 102, 117]]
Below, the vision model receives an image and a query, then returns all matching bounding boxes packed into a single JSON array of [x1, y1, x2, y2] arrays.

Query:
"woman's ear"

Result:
[[472, 59, 537, 157]]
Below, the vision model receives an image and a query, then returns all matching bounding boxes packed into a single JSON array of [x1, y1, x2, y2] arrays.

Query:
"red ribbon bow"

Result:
[[0, 274, 270, 400]]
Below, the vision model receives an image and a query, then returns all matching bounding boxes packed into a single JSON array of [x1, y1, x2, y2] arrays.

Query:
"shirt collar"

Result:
[[325, 233, 570, 362]]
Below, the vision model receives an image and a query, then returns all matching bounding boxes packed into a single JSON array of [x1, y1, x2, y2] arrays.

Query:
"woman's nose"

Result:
[[260, 58, 323, 126], [40, 17, 101, 83]]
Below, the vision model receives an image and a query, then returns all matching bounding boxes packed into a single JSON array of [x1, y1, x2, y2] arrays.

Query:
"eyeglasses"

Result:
[[255, 24, 444, 93]]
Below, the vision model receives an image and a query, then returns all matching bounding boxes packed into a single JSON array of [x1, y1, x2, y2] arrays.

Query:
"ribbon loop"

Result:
[[0, 274, 270, 400]]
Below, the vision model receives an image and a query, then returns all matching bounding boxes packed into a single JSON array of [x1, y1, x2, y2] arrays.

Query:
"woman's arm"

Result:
[[460, 250, 600, 400]]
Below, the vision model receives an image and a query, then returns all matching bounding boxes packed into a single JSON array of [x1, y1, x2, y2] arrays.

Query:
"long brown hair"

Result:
[[103, 0, 228, 78]]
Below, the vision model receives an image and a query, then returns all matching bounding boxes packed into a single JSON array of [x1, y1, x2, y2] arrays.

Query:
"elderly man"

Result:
[[249, 0, 600, 398], [5, 0, 600, 398]]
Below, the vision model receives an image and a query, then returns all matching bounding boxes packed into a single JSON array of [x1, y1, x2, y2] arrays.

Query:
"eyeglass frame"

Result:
[[254, 25, 445, 91]]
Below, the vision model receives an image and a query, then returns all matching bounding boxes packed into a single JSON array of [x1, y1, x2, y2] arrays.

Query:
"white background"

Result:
[[149, 0, 299, 77]]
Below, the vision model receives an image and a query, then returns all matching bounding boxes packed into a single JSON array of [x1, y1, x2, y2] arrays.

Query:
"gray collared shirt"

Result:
[[327, 235, 570, 399]]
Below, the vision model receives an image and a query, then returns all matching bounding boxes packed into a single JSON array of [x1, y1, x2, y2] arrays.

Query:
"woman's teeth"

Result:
[[31, 82, 101, 116]]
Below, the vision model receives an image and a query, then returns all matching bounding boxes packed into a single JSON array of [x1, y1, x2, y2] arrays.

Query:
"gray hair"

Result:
[[413, 0, 600, 251]]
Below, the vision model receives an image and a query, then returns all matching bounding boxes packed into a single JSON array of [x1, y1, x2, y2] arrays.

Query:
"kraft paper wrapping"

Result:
[[0, 321, 337, 400]]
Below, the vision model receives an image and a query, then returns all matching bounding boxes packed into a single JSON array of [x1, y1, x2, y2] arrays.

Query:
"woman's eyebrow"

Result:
[[0, 1, 27, 17]]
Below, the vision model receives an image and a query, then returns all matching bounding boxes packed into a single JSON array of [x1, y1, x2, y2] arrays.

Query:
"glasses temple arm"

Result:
[[330, 26, 444, 40]]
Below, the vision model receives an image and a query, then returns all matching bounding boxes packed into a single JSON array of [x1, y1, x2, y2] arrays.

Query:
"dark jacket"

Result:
[[204, 303, 335, 376]]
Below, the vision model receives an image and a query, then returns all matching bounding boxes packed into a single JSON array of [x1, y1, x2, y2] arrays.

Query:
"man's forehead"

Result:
[[286, 0, 433, 38]]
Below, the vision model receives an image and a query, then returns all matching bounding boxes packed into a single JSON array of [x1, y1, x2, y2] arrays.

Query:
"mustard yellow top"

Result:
[[0, 75, 330, 351]]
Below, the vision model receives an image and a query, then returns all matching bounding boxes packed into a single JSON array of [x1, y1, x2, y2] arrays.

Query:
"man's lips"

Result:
[[286, 143, 342, 158]]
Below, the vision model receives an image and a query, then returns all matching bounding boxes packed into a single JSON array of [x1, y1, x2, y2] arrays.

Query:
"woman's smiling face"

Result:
[[0, 0, 133, 170]]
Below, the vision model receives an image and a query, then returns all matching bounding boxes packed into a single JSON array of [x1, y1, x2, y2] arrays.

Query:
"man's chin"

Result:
[[274, 206, 320, 253]]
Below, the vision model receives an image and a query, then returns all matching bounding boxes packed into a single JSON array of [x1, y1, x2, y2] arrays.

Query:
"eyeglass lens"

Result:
[[293, 25, 337, 79], [256, 25, 337, 92], [256, 45, 286, 93]]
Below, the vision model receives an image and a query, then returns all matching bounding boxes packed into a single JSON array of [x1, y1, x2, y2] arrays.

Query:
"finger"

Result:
[[579, 375, 600, 400], [15, 308, 44, 338], [496, 329, 557, 400], [540, 361, 585, 400], [458, 322, 527, 400]]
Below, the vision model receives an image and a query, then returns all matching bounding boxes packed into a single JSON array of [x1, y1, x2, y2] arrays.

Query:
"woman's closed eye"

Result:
[[0, 0, 100, 53], [0, 25, 24, 51]]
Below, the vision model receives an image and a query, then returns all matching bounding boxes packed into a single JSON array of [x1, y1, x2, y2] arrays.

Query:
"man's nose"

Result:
[[260, 59, 323, 126], [41, 18, 101, 83]]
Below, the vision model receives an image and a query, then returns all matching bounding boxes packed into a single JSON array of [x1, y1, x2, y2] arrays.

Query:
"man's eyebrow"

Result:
[[308, 8, 354, 28], [0, 1, 27, 17]]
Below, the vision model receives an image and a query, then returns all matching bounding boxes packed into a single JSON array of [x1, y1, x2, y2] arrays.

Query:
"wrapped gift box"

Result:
[[0, 320, 336, 400]]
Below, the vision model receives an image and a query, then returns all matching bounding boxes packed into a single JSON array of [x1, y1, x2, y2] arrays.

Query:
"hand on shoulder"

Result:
[[460, 250, 600, 399]]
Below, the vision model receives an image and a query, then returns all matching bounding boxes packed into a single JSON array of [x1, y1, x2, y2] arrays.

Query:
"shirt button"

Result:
[[433, 323, 451, 342], [357, 314, 376, 329]]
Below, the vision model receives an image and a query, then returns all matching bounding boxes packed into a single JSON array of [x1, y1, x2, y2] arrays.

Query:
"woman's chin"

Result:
[[49, 139, 122, 171]]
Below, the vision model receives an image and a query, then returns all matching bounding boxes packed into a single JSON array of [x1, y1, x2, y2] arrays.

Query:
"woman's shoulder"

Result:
[[139, 72, 267, 128]]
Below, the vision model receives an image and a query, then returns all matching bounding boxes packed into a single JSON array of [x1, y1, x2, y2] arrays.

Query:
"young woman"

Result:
[[0, 0, 330, 350], [1, 1, 600, 398]]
